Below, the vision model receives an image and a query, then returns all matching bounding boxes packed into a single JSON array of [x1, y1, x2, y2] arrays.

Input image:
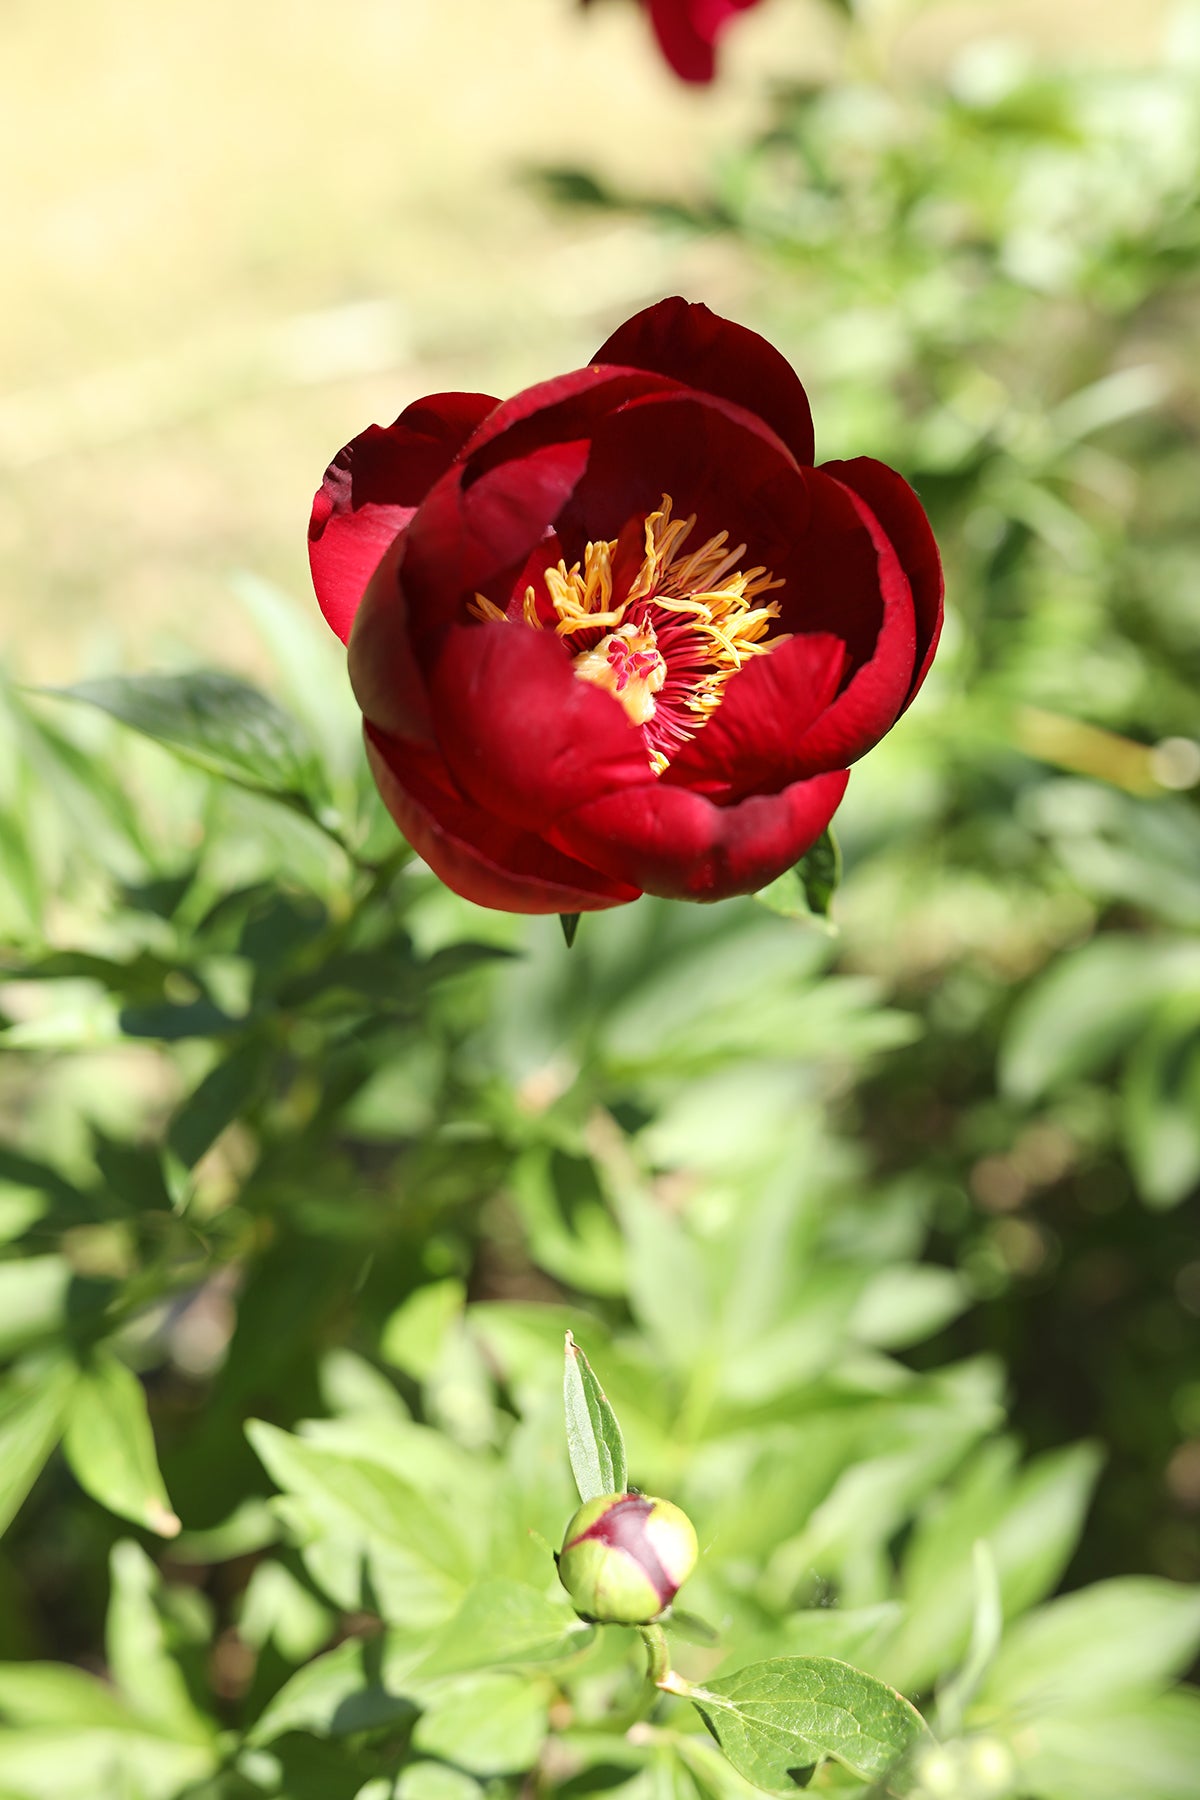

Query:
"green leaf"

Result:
[[415, 1578, 594, 1678], [1122, 1002, 1200, 1209], [1016, 1689, 1200, 1800], [0, 1256, 71, 1359], [688, 1656, 932, 1795], [0, 1661, 217, 1796], [0, 1661, 145, 1731], [106, 1541, 214, 1743], [754, 830, 842, 928], [380, 1280, 465, 1382], [885, 1440, 1102, 1693], [979, 1577, 1200, 1718], [0, 1730, 213, 1800], [248, 1635, 422, 1744], [563, 1330, 628, 1503], [935, 1541, 1002, 1737], [509, 1148, 627, 1299], [246, 1419, 470, 1622], [998, 937, 1200, 1100], [237, 1561, 333, 1661], [0, 1357, 76, 1537], [559, 912, 581, 948], [412, 1672, 551, 1776], [63, 1352, 180, 1537], [395, 1765, 484, 1800], [45, 671, 333, 825], [722, 1606, 903, 1680], [247, 1420, 472, 1576], [849, 1265, 969, 1350], [168, 1039, 269, 1169]]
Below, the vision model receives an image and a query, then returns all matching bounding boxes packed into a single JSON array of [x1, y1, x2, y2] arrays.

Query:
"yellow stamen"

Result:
[[471, 494, 784, 769], [470, 593, 509, 623]]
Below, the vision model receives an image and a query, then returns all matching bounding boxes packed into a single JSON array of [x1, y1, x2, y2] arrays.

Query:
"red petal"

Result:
[[460, 365, 674, 473], [647, 0, 762, 83], [555, 388, 809, 572], [309, 391, 496, 644], [593, 297, 815, 466], [400, 438, 593, 660], [552, 768, 849, 901], [664, 631, 847, 802], [365, 726, 639, 914], [821, 456, 943, 708], [347, 541, 437, 747], [427, 621, 653, 830], [775, 468, 918, 773]]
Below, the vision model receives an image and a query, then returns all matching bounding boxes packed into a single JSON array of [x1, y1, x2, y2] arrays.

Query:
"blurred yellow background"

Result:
[[1, 0, 1170, 681]]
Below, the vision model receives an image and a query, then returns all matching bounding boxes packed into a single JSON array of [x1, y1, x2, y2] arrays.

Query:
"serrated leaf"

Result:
[[63, 1352, 180, 1537], [689, 1656, 932, 1795], [45, 671, 332, 824], [563, 1331, 627, 1503], [754, 830, 842, 928]]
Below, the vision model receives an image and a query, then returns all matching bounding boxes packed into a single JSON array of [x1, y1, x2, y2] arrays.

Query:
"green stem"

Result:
[[638, 1623, 671, 1689]]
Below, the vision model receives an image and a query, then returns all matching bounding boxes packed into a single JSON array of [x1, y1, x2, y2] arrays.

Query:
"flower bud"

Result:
[[557, 1492, 698, 1624]]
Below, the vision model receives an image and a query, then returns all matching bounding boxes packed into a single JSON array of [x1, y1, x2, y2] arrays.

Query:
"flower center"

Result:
[[472, 495, 785, 774], [571, 623, 667, 727]]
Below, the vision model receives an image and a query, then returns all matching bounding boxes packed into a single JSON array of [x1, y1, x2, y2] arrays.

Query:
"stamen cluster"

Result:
[[474, 497, 785, 773]]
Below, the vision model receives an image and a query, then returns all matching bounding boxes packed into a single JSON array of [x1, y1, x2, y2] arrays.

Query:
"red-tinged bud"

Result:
[[558, 1492, 698, 1625]]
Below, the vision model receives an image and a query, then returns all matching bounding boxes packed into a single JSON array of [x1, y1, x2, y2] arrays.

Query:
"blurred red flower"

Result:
[[309, 299, 941, 914], [582, 0, 765, 83]]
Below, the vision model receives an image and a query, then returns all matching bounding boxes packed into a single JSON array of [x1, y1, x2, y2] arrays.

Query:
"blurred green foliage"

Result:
[[1, 8, 1199, 1798]]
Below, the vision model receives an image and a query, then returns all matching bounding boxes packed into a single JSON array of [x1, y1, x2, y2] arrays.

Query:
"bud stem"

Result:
[[638, 1621, 693, 1696], [637, 1623, 670, 1686]]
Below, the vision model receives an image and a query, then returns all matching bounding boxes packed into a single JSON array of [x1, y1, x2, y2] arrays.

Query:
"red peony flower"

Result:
[[309, 298, 941, 915], [582, 0, 765, 84]]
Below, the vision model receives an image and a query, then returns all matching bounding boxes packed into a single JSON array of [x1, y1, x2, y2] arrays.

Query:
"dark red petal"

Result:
[[309, 391, 497, 644], [775, 468, 919, 774], [593, 297, 815, 466], [664, 631, 847, 802], [460, 366, 675, 474], [552, 768, 849, 902], [427, 622, 653, 831], [820, 456, 943, 707], [365, 726, 639, 914], [647, 0, 762, 84], [400, 438, 593, 660], [347, 541, 437, 747], [556, 388, 808, 573]]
